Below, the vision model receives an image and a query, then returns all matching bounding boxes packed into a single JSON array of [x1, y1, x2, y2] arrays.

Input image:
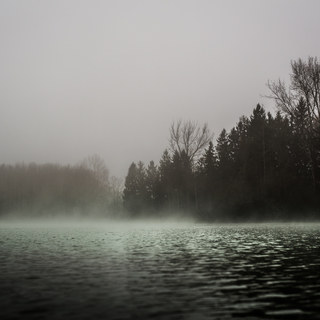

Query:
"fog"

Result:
[[1, 2, 320, 314], [1, 1, 320, 222], [0, 216, 198, 230], [1, 1, 320, 179], [0, 209, 197, 225]]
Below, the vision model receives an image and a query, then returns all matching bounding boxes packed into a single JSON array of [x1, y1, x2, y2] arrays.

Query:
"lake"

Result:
[[0, 221, 320, 319]]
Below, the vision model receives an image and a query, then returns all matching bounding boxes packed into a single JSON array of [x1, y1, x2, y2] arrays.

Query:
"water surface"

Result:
[[1, 221, 320, 319]]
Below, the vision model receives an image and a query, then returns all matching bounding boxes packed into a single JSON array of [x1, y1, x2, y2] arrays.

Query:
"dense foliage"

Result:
[[123, 104, 320, 221]]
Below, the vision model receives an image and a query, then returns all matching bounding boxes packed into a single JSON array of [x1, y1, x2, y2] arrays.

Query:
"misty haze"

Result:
[[1, 1, 320, 319]]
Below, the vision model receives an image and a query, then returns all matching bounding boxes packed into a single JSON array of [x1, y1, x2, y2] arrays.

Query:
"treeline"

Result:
[[197, 105, 319, 220], [1, 57, 319, 221], [0, 155, 123, 218], [123, 57, 320, 221], [123, 105, 319, 221]]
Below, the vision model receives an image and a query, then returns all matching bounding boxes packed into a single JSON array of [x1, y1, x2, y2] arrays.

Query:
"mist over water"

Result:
[[1, 220, 320, 319]]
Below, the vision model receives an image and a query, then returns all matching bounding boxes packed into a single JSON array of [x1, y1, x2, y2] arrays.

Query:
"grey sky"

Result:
[[1, 1, 320, 179]]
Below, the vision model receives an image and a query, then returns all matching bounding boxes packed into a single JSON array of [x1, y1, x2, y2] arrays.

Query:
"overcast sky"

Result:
[[1, 1, 320, 179]]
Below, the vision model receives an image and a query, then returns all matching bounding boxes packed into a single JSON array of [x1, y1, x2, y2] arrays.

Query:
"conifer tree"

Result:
[[123, 162, 140, 215], [265, 56, 320, 193], [158, 149, 173, 210], [145, 160, 159, 211]]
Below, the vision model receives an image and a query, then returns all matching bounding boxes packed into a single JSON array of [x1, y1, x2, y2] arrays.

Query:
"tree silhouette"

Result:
[[265, 56, 320, 193], [169, 119, 213, 164]]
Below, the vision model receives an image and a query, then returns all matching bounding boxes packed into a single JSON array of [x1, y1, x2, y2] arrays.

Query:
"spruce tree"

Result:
[[123, 162, 139, 215]]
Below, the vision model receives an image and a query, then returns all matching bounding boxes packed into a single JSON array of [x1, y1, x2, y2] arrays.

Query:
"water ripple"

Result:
[[0, 222, 320, 319]]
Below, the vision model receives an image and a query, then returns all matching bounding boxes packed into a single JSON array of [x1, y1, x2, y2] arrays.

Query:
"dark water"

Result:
[[1, 221, 320, 319]]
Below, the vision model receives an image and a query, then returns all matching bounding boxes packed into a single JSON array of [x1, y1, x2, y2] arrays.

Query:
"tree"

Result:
[[123, 162, 139, 215], [0, 162, 111, 216], [264, 56, 320, 193], [168, 119, 213, 214], [145, 161, 159, 210], [265, 57, 320, 123], [216, 128, 230, 167], [170, 150, 193, 212], [123, 161, 148, 216], [196, 141, 218, 218], [108, 176, 123, 213], [169, 119, 214, 164], [136, 161, 147, 210], [158, 149, 173, 210], [197, 141, 216, 178], [81, 154, 110, 190], [248, 104, 268, 198]]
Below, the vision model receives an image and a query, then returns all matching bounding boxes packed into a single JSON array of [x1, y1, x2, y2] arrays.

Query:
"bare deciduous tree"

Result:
[[264, 56, 320, 128], [81, 154, 110, 188], [169, 119, 214, 163], [263, 56, 320, 192]]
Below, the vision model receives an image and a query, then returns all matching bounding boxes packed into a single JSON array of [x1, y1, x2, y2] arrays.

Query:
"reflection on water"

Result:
[[0, 222, 320, 319]]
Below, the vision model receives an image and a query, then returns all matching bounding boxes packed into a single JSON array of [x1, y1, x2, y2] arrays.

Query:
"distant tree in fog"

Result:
[[123, 161, 163, 215], [123, 162, 139, 215], [0, 156, 123, 217], [108, 176, 123, 209], [81, 154, 110, 189]]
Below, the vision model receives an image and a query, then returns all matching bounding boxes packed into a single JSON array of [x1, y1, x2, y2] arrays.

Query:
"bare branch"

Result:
[[264, 56, 320, 125], [81, 154, 110, 188], [168, 119, 214, 164]]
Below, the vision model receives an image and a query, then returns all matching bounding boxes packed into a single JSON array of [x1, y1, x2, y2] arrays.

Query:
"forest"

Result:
[[0, 155, 123, 218], [123, 104, 319, 221], [123, 57, 320, 221], [1, 57, 319, 221]]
